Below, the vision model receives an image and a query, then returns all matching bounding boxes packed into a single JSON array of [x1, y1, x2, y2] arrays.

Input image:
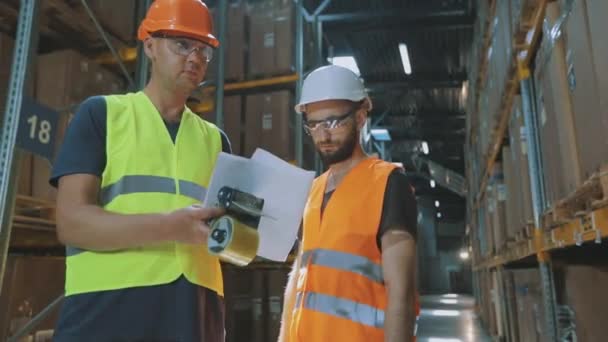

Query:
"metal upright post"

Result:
[[519, 63, 558, 342], [135, 0, 153, 90], [214, 0, 228, 130], [295, 0, 304, 166], [0, 0, 41, 295], [313, 15, 323, 174]]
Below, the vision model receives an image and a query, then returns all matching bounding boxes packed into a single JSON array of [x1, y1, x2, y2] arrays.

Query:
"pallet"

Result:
[[10, 195, 60, 250], [543, 165, 608, 228]]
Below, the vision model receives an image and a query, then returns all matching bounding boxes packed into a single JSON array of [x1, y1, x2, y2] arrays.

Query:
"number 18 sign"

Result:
[[17, 97, 59, 162]]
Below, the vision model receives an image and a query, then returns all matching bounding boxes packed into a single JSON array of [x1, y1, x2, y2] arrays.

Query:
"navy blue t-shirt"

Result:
[[50, 96, 230, 342]]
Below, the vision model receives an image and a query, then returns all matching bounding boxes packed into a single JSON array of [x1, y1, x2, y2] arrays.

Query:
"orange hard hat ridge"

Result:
[[137, 0, 219, 48]]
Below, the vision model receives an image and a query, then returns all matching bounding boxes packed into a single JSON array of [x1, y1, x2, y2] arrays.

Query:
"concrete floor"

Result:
[[416, 294, 492, 342]]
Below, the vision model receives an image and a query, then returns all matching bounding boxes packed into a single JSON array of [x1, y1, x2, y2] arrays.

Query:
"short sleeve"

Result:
[[376, 169, 418, 249], [50, 96, 107, 187]]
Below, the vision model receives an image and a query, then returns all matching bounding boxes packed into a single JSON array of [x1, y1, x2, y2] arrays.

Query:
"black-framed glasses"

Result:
[[303, 108, 357, 136], [153, 34, 214, 63]]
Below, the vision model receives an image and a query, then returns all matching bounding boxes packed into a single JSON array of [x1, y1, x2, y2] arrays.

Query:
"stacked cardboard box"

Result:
[[505, 96, 534, 237], [586, 0, 608, 151], [479, 270, 498, 337], [195, 95, 244, 156], [558, 0, 608, 181], [247, 0, 294, 78], [502, 270, 521, 342], [0, 256, 65, 341], [207, 1, 247, 82], [511, 268, 549, 342], [87, 0, 136, 43], [490, 179, 507, 252], [534, 2, 583, 206], [555, 264, 608, 342], [33, 49, 124, 202], [245, 90, 293, 161]]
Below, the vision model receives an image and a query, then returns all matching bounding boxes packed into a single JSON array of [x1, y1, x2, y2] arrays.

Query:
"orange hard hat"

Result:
[[137, 0, 219, 48]]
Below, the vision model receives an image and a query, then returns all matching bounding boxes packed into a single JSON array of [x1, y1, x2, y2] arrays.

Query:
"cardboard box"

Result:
[[560, 0, 608, 180], [208, 2, 246, 82], [247, 0, 294, 77], [508, 97, 534, 232], [189, 94, 243, 155], [491, 182, 507, 252], [556, 264, 608, 342], [544, 2, 583, 199], [0, 256, 65, 341], [33, 50, 123, 201], [245, 90, 293, 161], [585, 0, 608, 169], [503, 270, 521, 342], [88, 0, 136, 43], [511, 268, 548, 342], [534, 51, 562, 206]]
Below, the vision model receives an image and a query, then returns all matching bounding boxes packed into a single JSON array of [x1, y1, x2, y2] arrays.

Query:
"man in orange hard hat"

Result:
[[51, 1, 230, 340], [278, 65, 420, 342]]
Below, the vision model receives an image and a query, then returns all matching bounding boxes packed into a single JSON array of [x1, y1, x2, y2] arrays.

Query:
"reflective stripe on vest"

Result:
[[295, 291, 384, 328], [66, 175, 209, 257], [100, 175, 207, 205], [300, 248, 384, 284]]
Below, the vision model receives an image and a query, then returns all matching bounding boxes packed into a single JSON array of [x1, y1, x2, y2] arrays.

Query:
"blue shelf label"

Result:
[[17, 97, 59, 162]]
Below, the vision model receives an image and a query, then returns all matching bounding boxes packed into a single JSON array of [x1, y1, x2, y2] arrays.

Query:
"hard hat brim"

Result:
[[294, 96, 373, 114], [138, 23, 220, 48]]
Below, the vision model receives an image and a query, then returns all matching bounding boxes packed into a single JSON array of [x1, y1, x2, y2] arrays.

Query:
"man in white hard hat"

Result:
[[278, 65, 420, 342]]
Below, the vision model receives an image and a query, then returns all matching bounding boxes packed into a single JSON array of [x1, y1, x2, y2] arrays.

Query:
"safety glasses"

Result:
[[153, 34, 214, 62], [303, 108, 357, 136]]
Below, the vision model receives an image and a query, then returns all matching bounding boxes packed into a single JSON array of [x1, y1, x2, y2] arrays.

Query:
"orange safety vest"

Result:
[[289, 157, 420, 341]]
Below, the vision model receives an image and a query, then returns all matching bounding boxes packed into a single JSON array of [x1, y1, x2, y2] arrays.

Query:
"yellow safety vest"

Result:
[[64, 91, 223, 296]]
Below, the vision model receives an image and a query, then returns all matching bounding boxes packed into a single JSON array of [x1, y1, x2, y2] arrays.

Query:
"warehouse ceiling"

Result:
[[304, 0, 474, 222]]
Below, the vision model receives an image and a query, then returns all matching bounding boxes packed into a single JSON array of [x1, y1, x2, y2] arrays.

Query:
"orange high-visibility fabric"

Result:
[[289, 157, 420, 341]]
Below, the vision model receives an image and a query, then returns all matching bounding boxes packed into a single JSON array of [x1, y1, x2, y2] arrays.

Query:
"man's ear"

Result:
[[356, 108, 368, 130], [143, 38, 155, 60]]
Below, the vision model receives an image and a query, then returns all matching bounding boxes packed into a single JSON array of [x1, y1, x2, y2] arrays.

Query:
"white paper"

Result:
[[203, 149, 315, 261]]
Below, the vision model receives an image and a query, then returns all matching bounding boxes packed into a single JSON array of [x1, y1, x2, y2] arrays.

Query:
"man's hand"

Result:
[[164, 205, 225, 244]]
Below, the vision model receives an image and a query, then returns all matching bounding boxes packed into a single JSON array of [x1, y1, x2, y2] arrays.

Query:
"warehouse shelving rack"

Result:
[[467, 0, 608, 341], [0, 0, 333, 339]]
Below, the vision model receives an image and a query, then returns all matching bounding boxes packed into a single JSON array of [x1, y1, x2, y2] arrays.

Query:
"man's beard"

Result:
[[317, 126, 358, 166]]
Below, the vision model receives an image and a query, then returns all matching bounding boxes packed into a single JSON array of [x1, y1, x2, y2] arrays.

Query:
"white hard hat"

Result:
[[295, 65, 372, 114]]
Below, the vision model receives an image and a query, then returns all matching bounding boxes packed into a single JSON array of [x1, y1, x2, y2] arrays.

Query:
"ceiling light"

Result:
[[435, 200, 440, 208], [329, 56, 360, 76], [443, 294, 459, 298], [460, 251, 470, 260], [437, 212, 442, 219], [430, 180, 436, 188], [440, 299, 458, 304], [370, 128, 391, 141], [398, 43, 412, 75]]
